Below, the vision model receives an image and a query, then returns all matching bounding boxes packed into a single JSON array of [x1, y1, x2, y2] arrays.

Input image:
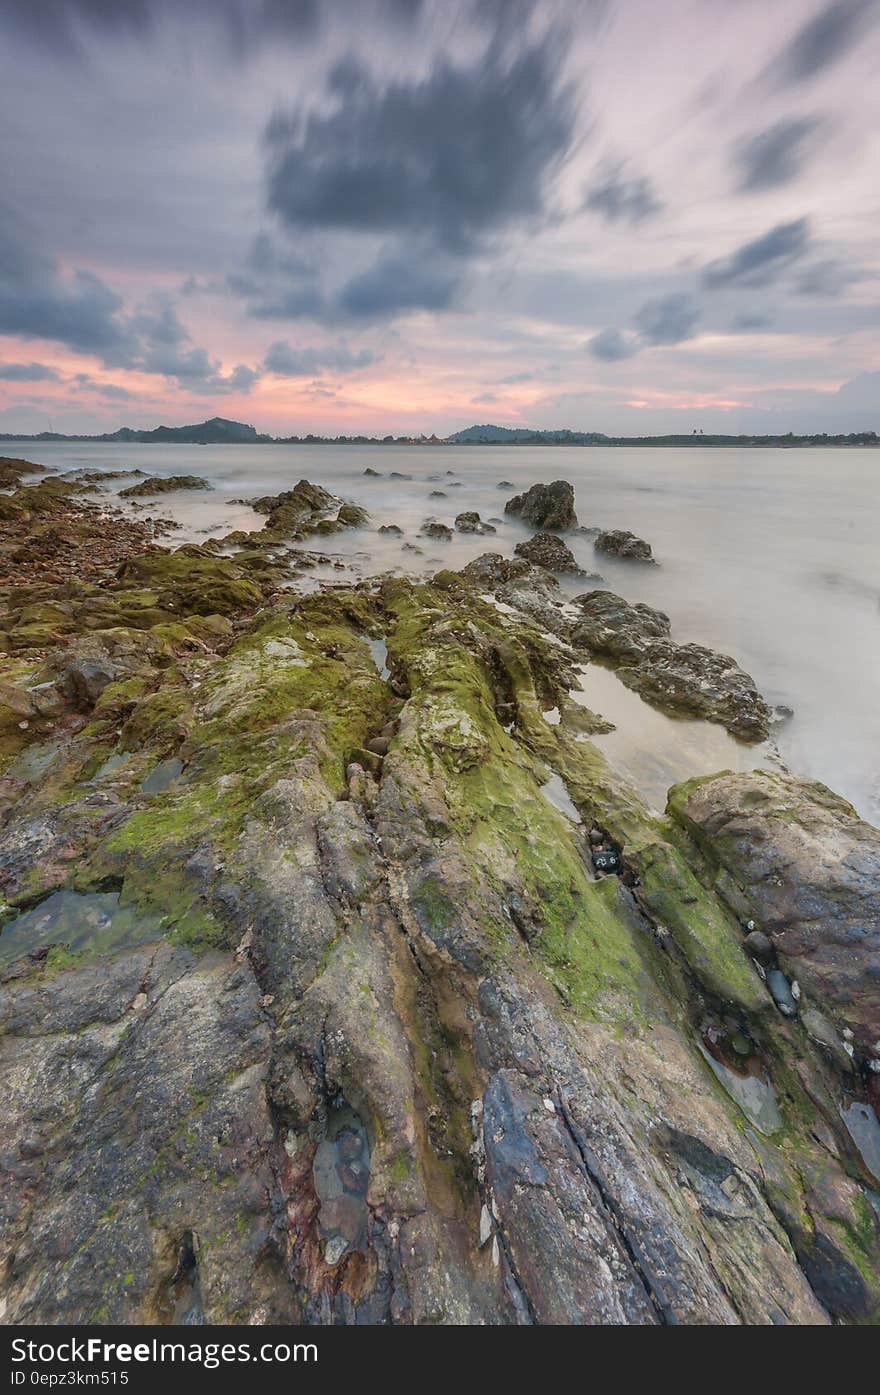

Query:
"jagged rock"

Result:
[[119, 475, 211, 499], [594, 529, 654, 562], [514, 532, 583, 573], [460, 552, 531, 586], [669, 770, 880, 1046], [504, 480, 577, 531], [455, 512, 495, 536], [571, 591, 772, 740], [420, 521, 453, 540], [0, 478, 876, 1326], [337, 503, 369, 527], [379, 524, 403, 535]]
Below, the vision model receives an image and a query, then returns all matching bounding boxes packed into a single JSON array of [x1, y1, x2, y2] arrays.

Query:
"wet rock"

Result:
[[420, 521, 453, 540], [459, 552, 531, 586], [571, 591, 772, 740], [429, 490, 447, 498], [594, 529, 654, 562], [378, 524, 403, 535], [119, 475, 211, 499], [670, 770, 880, 1045], [455, 512, 496, 535], [390, 471, 412, 480], [514, 532, 583, 574], [766, 969, 798, 1017], [337, 503, 369, 527], [504, 480, 577, 531], [744, 930, 774, 963], [363, 467, 382, 477], [497, 480, 514, 489]]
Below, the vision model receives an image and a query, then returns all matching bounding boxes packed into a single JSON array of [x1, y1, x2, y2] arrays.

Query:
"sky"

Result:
[[0, 0, 878, 437]]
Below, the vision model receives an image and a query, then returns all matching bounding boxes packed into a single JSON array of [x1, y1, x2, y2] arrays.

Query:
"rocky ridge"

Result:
[[0, 467, 878, 1325]]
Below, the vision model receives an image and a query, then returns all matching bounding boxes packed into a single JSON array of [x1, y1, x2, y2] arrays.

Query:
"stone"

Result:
[[455, 512, 496, 536], [119, 475, 211, 499], [744, 930, 774, 963], [571, 591, 772, 740], [378, 524, 403, 535], [766, 968, 798, 1017], [514, 532, 583, 573], [420, 521, 453, 540], [504, 480, 577, 530], [594, 529, 654, 562], [670, 769, 880, 1045]]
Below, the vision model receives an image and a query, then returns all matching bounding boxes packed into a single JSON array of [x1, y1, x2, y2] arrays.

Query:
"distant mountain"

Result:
[[104, 416, 269, 444], [450, 424, 609, 444], [0, 417, 270, 445]]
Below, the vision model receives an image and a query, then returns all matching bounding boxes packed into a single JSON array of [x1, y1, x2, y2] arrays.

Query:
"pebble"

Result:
[[766, 968, 798, 1016], [744, 929, 773, 963]]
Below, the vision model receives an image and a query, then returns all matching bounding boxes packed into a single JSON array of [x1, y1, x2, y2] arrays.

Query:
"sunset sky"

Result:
[[1, 0, 878, 437]]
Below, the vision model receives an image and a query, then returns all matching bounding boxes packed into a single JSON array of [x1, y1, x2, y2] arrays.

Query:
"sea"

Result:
[[8, 440, 879, 825]]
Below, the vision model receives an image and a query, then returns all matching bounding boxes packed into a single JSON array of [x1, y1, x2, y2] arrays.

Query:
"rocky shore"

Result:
[[1, 461, 878, 1325]]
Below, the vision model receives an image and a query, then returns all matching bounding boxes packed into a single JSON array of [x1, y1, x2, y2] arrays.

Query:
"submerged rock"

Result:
[[504, 480, 577, 531], [594, 529, 654, 562]]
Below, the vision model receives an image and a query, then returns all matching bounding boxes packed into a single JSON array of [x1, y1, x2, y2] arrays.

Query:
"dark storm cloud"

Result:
[[0, 362, 60, 381], [584, 168, 663, 224], [764, 0, 875, 86], [0, 0, 320, 58], [0, 212, 259, 392], [796, 258, 867, 296], [735, 117, 822, 191], [588, 327, 638, 361], [264, 39, 576, 258], [338, 252, 459, 319], [635, 293, 700, 345], [702, 218, 811, 288], [264, 341, 376, 376]]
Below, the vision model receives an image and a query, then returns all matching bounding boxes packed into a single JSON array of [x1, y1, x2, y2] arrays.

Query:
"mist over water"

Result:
[[15, 441, 880, 823]]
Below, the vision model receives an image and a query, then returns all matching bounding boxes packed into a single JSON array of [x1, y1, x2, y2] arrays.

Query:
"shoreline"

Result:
[[1, 458, 879, 1325]]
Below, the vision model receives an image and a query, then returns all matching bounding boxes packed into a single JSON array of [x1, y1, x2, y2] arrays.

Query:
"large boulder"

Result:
[[669, 770, 880, 1048], [514, 532, 584, 574], [595, 529, 654, 562], [504, 480, 577, 531]]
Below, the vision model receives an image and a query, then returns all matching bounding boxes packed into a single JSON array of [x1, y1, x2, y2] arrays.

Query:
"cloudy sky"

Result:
[[0, 0, 878, 436]]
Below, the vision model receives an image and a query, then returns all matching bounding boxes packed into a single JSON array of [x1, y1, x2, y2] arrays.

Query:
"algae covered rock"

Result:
[[119, 475, 212, 498], [594, 528, 654, 562], [572, 590, 772, 740], [504, 479, 577, 530], [0, 477, 878, 1326], [514, 531, 584, 574], [669, 769, 880, 1046]]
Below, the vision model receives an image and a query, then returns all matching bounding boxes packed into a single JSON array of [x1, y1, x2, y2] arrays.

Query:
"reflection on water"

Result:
[[140, 757, 184, 794], [841, 1100, 880, 1182], [698, 1042, 782, 1135], [365, 636, 390, 680], [0, 889, 163, 966], [539, 772, 583, 824], [11, 441, 880, 823], [312, 1105, 371, 1266], [573, 662, 782, 813]]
